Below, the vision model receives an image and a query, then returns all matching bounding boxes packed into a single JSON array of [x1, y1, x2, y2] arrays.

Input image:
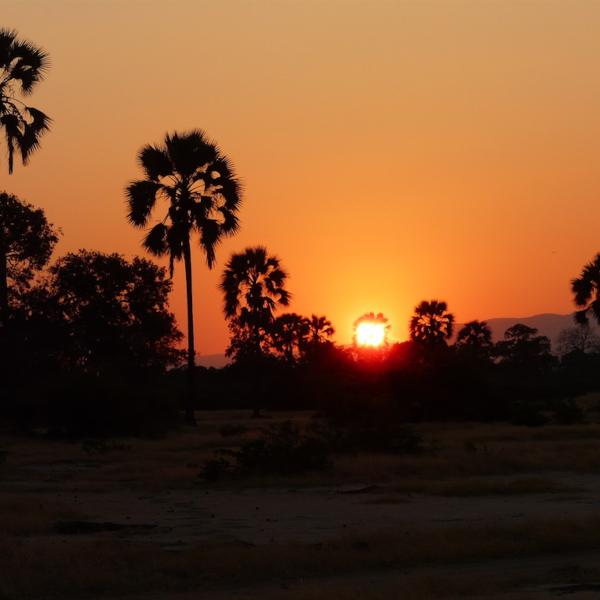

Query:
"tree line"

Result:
[[2, 28, 600, 433]]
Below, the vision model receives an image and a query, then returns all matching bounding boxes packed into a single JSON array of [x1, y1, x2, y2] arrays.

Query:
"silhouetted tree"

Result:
[[126, 130, 241, 423], [221, 247, 290, 416], [0, 29, 51, 173], [572, 254, 600, 327], [307, 314, 335, 345], [494, 324, 553, 371], [557, 324, 600, 356], [268, 312, 310, 363], [221, 246, 290, 359], [25, 251, 183, 373], [409, 300, 454, 346], [0, 192, 58, 335], [455, 320, 493, 362]]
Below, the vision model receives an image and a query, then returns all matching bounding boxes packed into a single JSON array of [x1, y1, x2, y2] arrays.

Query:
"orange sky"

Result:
[[3, 1, 600, 355]]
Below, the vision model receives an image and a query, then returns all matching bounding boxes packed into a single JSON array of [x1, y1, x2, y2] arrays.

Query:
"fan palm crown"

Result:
[[409, 299, 454, 345], [126, 130, 241, 271], [572, 254, 600, 326], [0, 28, 50, 173]]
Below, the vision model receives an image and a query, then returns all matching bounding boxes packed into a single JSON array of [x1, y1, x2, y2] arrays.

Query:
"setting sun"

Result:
[[355, 321, 386, 347]]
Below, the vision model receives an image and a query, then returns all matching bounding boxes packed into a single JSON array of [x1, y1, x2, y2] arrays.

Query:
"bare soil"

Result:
[[3, 411, 600, 598]]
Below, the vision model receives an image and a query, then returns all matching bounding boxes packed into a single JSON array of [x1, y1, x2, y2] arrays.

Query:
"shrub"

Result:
[[309, 420, 424, 455], [230, 421, 332, 475], [201, 421, 332, 478]]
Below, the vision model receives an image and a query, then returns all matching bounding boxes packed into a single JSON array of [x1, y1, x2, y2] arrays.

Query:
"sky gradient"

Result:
[[3, 0, 600, 355]]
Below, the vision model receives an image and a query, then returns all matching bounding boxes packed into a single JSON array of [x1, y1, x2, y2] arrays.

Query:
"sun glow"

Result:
[[355, 321, 386, 347]]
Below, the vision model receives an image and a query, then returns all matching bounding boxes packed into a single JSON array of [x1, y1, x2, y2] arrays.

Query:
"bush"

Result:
[[310, 420, 424, 454], [201, 421, 332, 478], [201, 419, 425, 480], [230, 421, 332, 475]]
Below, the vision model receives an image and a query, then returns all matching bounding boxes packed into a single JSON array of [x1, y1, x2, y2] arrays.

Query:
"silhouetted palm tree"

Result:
[[221, 246, 290, 354], [572, 254, 600, 326], [269, 312, 309, 363], [456, 320, 492, 348], [221, 246, 289, 417], [409, 300, 454, 345], [307, 314, 335, 345], [126, 130, 241, 424], [455, 320, 493, 361], [0, 29, 50, 174]]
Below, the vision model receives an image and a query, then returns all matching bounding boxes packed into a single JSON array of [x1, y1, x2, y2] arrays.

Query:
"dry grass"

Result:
[[3, 516, 600, 599], [4, 415, 600, 494], [370, 476, 579, 499], [0, 494, 81, 535], [4, 415, 600, 598]]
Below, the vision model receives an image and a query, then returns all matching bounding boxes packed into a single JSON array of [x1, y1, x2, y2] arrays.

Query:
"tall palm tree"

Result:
[[221, 246, 290, 356], [126, 130, 241, 424], [0, 29, 50, 174], [572, 253, 600, 326], [409, 300, 454, 345], [307, 314, 335, 345]]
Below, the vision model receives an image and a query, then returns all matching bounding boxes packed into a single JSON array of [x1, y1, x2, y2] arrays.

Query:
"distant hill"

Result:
[[197, 354, 229, 368]]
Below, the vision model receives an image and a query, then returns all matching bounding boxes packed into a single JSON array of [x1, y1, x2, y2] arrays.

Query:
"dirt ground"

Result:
[[3, 411, 600, 599]]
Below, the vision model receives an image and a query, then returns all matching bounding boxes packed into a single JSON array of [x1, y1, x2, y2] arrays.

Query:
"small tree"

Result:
[[494, 324, 553, 371], [557, 324, 600, 356], [0, 191, 58, 331], [455, 320, 493, 362], [221, 246, 290, 359], [306, 314, 335, 346], [267, 313, 310, 363], [31, 250, 183, 373], [221, 246, 290, 416]]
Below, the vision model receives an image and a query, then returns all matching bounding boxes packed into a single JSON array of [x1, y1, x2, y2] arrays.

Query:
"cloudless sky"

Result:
[[3, 0, 600, 355]]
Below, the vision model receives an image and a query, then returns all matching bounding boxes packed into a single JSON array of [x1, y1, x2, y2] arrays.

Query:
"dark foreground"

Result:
[[4, 410, 600, 599]]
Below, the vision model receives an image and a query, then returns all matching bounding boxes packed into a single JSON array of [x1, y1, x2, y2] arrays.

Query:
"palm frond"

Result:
[[219, 208, 239, 235], [0, 29, 17, 69], [143, 223, 168, 257], [126, 180, 162, 227], [199, 219, 220, 268], [19, 107, 50, 163], [138, 145, 172, 180], [165, 130, 216, 177]]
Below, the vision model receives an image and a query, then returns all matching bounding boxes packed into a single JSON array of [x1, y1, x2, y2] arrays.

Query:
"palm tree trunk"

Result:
[[183, 238, 197, 426], [0, 231, 8, 412], [0, 231, 8, 339]]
